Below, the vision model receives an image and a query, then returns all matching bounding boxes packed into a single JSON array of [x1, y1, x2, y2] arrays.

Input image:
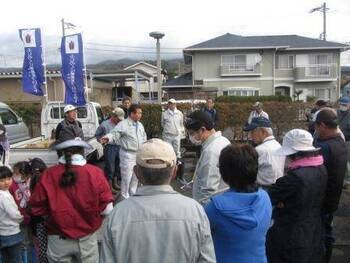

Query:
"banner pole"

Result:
[[82, 32, 89, 103], [41, 28, 49, 104]]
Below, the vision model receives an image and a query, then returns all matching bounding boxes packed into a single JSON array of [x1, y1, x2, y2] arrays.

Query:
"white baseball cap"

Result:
[[136, 139, 176, 169], [275, 129, 320, 156], [64, 104, 77, 113], [168, 98, 176, 104], [253, 101, 262, 107]]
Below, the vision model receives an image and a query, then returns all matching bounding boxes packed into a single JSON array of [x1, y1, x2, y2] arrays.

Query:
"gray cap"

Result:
[[110, 107, 125, 120], [136, 139, 176, 169]]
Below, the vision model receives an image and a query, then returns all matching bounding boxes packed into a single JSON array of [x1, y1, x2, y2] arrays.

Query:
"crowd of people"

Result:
[[0, 96, 349, 263]]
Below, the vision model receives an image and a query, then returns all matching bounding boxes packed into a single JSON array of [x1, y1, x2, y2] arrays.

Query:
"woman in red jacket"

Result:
[[29, 139, 113, 262]]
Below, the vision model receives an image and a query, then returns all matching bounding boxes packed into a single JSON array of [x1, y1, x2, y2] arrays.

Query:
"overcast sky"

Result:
[[0, 0, 349, 67]]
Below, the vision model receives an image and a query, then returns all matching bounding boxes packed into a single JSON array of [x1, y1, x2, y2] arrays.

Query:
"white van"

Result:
[[0, 102, 30, 144]]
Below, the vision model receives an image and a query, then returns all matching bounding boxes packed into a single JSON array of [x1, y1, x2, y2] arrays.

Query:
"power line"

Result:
[[85, 47, 182, 55], [85, 42, 182, 50]]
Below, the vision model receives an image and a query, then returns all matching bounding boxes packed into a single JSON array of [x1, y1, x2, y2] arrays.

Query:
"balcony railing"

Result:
[[294, 64, 337, 82], [220, 64, 261, 76]]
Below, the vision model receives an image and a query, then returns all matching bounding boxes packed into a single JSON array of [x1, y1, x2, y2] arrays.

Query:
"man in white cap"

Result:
[[55, 104, 84, 143], [161, 98, 184, 158], [95, 107, 125, 192], [101, 139, 216, 263], [247, 102, 269, 124], [100, 104, 147, 199]]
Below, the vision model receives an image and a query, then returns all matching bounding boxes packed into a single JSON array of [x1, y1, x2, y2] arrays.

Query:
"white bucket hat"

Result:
[[275, 129, 320, 156], [51, 137, 92, 151]]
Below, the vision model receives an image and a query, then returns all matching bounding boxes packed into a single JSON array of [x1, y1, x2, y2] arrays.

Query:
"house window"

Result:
[[314, 88, 330, 100], [221, 55, 252, 71], [309, 54, 330, 65], [307, 54, 331, 76], [276, 55, 294, 69], [223, 88, 259, 97], [140, 92, 158, 100]]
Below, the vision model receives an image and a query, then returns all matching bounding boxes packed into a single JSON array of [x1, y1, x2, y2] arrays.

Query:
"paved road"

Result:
[[96, 156, 350, 262], [331, 189, 350, 263]]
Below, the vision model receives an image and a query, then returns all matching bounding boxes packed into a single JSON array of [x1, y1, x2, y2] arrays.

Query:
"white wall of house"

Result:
[[188, 48, 342, 101]]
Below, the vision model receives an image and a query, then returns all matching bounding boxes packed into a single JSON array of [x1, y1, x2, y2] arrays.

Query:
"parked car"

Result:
[[0, 102, 30, 144]]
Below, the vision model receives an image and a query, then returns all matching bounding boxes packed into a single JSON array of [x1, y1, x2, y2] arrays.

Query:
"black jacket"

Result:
[[314, 134, 347, 214], [55, 119, 84, 142], [267, 164, 328, 263]]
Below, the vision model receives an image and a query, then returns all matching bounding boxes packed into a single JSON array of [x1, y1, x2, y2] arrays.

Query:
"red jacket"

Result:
[[29, 163, 113, 239]]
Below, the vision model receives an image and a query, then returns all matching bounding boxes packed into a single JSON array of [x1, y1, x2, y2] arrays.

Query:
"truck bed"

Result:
[[10, 137, 103, 167]]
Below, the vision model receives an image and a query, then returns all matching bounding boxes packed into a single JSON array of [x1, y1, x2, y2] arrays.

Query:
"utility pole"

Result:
[[149, 31, 165, 103], [310, 2, 329, 41], [61, 18, 65, 37]]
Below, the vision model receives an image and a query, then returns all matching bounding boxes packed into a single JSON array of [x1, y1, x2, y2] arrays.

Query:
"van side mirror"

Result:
[[18, 117, 23, 123]]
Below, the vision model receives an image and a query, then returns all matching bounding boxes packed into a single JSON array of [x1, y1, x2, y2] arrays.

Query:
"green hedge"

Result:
[[141, 104, 162, 138], [139, 101, 309, 140], [216, 95, 292, 103], [6, 101, 310, 141]]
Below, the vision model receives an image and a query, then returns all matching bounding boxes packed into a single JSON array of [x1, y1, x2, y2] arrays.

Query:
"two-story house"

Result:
[[168, 33, 349, 101]]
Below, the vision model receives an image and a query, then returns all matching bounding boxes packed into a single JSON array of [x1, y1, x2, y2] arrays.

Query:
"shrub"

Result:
[[216, 95, 292, 103], [101, 105, 114, 119], [307, 96, 317, 102], [140, 104, 162, 138]]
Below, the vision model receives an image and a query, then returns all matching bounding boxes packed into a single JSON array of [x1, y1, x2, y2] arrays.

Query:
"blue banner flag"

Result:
[[19, 28, 45, 96], [61, 33, 86, 106]]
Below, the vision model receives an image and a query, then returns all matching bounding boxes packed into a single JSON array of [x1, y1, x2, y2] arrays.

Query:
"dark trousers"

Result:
[[104, 144, 120, 181], [323, 213, 335, 263], [0, 243, 22, 263]]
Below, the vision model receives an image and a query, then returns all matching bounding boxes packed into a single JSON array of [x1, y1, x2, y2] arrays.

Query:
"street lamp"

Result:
[[149, 31, 165, 103]]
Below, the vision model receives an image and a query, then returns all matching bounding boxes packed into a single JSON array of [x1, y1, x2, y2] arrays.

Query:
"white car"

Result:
[[0, 102, 30, 144]]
